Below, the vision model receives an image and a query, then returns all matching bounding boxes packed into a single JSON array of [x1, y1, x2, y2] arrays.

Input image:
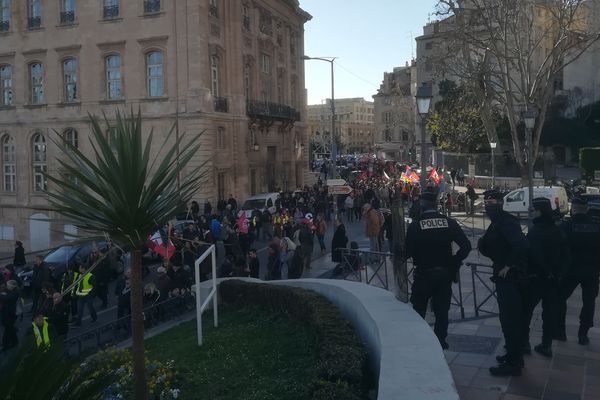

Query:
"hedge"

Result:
[[580, 147, 600, 178], [219, 280, 370, 400]]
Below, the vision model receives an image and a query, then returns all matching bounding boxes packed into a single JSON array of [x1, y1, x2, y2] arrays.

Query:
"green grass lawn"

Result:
[[145, 306, 318, 400]]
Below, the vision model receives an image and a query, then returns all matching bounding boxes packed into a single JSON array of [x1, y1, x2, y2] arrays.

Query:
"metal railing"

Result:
[[194, 244, 218, 346], [213, 96, 228, 113], [65, 295, 195, 356], [28, 16, 41, 29], [0, 20, 9, 32], [144, 0, 161, 14], [103, 5, 120, 19], [60, 11, 75, 25], [336, 248, 498, 322], [246, 100, 300, 122]]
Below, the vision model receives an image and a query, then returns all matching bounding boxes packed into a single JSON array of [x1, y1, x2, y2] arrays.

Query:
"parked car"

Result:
[[580, 193, 600, 222], [17, 241, 109, 289], [240, 193, 279, 218], [503, 186, 569, 216]]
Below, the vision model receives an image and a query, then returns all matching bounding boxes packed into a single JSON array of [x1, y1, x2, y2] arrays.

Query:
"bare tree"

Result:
[[434, 0, 600, 173]]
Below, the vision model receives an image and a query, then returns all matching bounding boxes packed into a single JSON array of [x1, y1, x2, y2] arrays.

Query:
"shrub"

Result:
[[579, 147, 600, 178], [219, 280, 369, 399]]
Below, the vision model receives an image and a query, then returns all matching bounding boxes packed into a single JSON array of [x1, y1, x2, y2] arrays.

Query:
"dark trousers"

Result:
[[557, 270, 599, 332], [96, 283, 108, 308], [317, 234, 326, 251], [496, 279, 524, 366], [522, 277, 559, 345], [302, 245, 313, 271], [410, 268, 452, 344], [354, 207, 362, 221], [2, 319, 18, 350], [77, 295, 97, 324], [31, 288, 42, 312], [69, 294, 78, 317]]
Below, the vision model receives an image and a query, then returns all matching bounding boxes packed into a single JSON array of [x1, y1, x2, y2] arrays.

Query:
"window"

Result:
[[146, 51, 164, 97], [104, 0, 119, 19], [210, 55, 219, 96], [242, 4, 250, 30], [383, 112, 391, 124], [144, 0, 160, 14], [30, 63, 44, 105], [384, 129, 392, 142], [28, 0, 41, 29], [209, 0, 218, 18], [0, 225, 14, 240], [105, 55, 122, 100], [384, 97, 391, 105], [260, 54, 270, 74], [259, 9, 272, 36], [402, 130, 409, 141], [425, 42, 433, 50], [60, 0, 75, 25], [216, 127, 225, 149], [0, 65, 12, 106], [2, 135, 15, 192], [244, 64, 251, 98], [63, 58, 77, 102], [32, 133, 47, 192], [0, 0, 9, 32], [64, 128, 78, 148], [217, 173, 225, 201], [506, 190, 524, 203]]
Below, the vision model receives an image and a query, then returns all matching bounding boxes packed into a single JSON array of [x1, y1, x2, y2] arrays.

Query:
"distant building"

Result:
[[0, 0, 311, 253], [372, 64, 416, 162]]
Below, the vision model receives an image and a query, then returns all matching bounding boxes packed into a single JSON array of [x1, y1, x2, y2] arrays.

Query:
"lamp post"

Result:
[[415, 83, 433, 186], [489, 140, 497, 189], [522, 108, 538, 222], [302, 56, 337, 179]]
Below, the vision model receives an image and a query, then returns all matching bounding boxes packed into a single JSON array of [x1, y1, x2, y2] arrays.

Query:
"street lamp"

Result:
[[302, 55, 337, 179], [522, 108, 538, 222], [489, 140, 497, 189], [415, 83, 433, 186]]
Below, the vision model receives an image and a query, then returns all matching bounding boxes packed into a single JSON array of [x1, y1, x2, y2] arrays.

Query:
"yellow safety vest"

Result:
[[273, 216, 282, 226], [32, 318, 51, 349], [76, 272, 93, 297]]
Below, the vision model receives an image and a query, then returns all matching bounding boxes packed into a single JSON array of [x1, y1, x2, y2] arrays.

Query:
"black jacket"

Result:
[[0, 288, 19, 324], [31, 263, 50, 289], [406, 210, 471, 271], [48, 300, 70, 336], [478, 211, 528, 276], [527, 215, 570, 279], [560, 214, 600, 272], [331, 224, 348, 263], [13, 245, 26, 267]]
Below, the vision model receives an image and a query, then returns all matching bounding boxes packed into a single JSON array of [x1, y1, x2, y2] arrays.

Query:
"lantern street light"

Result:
[[415, 83, 433, 186], [490, 140, 497, 188], [522, 108, 538, 222]]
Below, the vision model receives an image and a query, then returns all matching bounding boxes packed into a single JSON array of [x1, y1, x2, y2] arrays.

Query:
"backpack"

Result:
[[288, 248, 304, 279]]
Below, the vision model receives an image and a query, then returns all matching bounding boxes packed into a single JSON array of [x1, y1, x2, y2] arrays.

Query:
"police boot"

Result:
[[553, 331, 567, 342], [578, 326, 590, 346], [496, 353, 524, 367], [522, 341, 532, 355], [534, 340, 553, 358], [489, 362, 522, 377]]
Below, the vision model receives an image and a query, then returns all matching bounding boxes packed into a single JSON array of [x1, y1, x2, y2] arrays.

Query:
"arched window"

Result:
[[1, 135, 15, 192], [146, 51, 164, 97], [0, 65, 12, 106], [105, 55, 122, 100], [63, 58, 78, 102], [211, 55, 220, 96], [32, 133, 47, 192], [64, 128, 78, 148], [30, 63, 44, 104]]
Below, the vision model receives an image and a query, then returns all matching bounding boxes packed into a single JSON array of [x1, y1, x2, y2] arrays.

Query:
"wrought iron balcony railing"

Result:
[[60, 11, 75, 25], [144, 0, 161, 14], [103, 5, 119, 19], [214, 96, 228, 113], [28, 16, 41, 29], [246, 100, 300, 122], [209, 4, 218, 18]]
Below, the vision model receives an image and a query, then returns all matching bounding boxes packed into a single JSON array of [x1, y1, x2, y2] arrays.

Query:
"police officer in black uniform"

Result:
[[522, 198, 570, 358], [405, 189, 471, 350], [478, 190, 528, 376], [557, 197, 600, 345]]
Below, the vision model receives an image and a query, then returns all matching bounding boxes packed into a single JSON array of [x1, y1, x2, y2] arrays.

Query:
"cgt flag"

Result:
[[430, 168, 442, 184]]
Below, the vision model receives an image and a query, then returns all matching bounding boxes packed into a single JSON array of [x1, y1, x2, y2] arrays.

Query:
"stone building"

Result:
[[0, 0, 311, 253], [306, 97, 374, 156], [372, 64, 416, 162]]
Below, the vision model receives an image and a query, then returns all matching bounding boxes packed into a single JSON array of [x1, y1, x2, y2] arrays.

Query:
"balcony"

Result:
[[103, 5, 120, 19], [243, 16, 250, 30], [246, 100, 300, 122], [214, 96, 228, 113], [60, 11, 75, 25], [0, 20, 8, 32], [28, 16, 41, 29], [209, 4, 218, 18], [144, 0, 161, 14]]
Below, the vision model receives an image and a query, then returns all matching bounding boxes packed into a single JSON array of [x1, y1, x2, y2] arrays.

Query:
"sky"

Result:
[[300, 0, 439, 105]]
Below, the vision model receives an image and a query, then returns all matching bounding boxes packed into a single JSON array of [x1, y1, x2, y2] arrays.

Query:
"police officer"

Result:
[[522, 198, 570, 358], [556, 197, 600, 345], [405, 189, 471, 349], [478, 190, 528, 376]]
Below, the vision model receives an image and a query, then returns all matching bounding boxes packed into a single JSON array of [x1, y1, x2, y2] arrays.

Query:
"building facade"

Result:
[[0, 0, 311, 253], [372, 64, 416, 162], [307, 97, 374, 157]]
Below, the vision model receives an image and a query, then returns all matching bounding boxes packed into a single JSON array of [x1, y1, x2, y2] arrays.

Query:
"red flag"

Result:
[[409, 171, 420, 184], [430, 168, 441, 184]]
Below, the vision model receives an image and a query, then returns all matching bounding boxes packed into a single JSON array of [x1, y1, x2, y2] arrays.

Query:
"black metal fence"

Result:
[[64, 295, 195, 356], [246, 100, 300, 122]]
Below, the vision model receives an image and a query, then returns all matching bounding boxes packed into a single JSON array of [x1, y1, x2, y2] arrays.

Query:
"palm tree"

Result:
[[44, 110, 206, 400]]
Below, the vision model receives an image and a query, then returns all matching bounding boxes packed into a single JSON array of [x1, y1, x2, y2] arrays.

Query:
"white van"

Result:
[[503, 187, 569, 216], [240, 193, 280, 218]]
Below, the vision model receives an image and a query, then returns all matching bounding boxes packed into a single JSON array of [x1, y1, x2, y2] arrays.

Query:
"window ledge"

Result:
[[57, 101, 81, 107], [100, 18, 123, 24], [0, 105, 16, 111], [56, 23, 78, 29], [99, 99, 126, 105], [23, 104, 47, 109], [141, 96, 169, 102], [140, 11, 165, 18], [27, 27, 45, 32], [0, 31, 10, 37]]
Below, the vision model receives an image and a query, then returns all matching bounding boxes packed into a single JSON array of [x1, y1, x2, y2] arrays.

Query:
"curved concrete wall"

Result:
[[212, 278, 458, 400]]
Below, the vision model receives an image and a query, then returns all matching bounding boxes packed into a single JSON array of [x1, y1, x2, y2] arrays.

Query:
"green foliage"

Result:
[[145, 306, 318, 400], [579, 147, 600, 177], [44, 109, 208, 249], [426, 80, 492, 153], [219, 280, 370, 399]]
